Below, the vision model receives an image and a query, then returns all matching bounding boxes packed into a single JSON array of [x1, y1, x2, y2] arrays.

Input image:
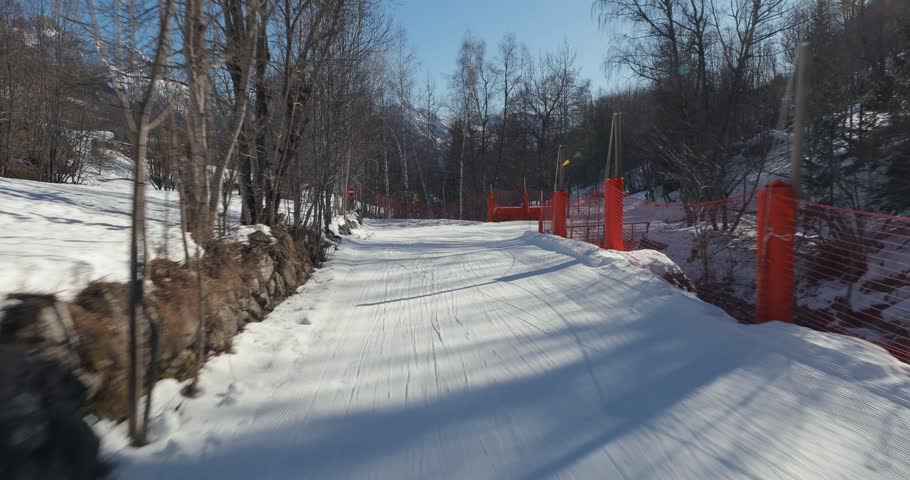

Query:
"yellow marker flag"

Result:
[[561, 159, 570, 167]]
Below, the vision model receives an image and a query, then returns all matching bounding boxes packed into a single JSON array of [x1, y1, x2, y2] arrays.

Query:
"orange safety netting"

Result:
[[369, 189, 545, 222], [371, 193, 487, 221], [489, 188, 549, 222], [622, 190, 761, 321], [794, 200, 910, 362], [566, 186, 606, 247], [537, 179, 910, 364]]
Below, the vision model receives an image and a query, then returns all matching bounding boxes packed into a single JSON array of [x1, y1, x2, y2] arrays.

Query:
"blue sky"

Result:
[[390, 0, 626, 95]]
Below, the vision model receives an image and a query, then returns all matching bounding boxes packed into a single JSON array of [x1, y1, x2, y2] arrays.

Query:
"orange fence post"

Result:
[[522, 187, 530, 219], [553, 191, 568, 237], [487, 190, 495, 223], [756, 180, 796, 323], [604, 178, 625, 251]]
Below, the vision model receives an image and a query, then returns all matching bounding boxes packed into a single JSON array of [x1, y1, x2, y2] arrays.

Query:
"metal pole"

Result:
[[604, 113, 616, 181], [791, 42, 810, 199], [614, 112, 623, 179], [554, 144, 563, 191]]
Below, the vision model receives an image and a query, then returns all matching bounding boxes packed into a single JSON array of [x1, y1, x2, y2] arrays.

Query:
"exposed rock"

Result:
[[255, 252, 274, 285], [248, 230, 272, 245], [279, 262, 297, 290], [207, 304, 238, 352], [273, 274, 286, 298], [254, 290, 270, 309], [247, 294, 264, 321]]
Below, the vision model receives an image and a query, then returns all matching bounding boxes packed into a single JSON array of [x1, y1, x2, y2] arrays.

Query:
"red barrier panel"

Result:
[[373, 193, 487, 221], [605, 178, 625, 251], [552, 191, 568, 238], [493, 206, 541, 222], [488, 187, 544, 222], [756, 181, 796, 324]]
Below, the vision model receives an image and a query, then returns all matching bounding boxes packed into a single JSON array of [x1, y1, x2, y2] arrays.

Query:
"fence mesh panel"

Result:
[[566, 187, 605, 247], [794, 200, 910, 362], [621, 193, 760, 321], [372, 193, 487, 221]]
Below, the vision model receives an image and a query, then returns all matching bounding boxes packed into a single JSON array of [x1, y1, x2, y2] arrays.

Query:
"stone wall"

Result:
[[0, 225, 339, 479]]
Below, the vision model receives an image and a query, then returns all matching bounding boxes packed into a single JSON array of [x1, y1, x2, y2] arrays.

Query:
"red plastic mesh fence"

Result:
[[534, 179, 910, 364], [794, 200, 910, 362], [539, 199, 554, 234], [621, 192, 760, 321], [372, 193, 487, 221], [371, 188, 545, 222], [489, 188, 550, 222], [566, 186, 606, 247]]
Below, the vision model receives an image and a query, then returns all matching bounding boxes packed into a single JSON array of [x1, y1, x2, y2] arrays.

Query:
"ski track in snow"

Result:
[[103, 220, 910, 480]]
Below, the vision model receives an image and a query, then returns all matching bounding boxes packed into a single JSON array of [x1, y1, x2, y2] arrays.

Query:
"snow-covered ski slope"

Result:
[[104, 220, 910, 480]]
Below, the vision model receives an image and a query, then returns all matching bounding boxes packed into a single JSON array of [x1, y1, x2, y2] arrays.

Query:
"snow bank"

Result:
[[328, 214, 372, 240], [83, 147, 135, 184], [224, 224, 275, 245], [523, 230, 696, 293], [0, 178, 232, 299]]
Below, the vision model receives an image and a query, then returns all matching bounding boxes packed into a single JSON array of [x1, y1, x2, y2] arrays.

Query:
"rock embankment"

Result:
[[0, 225, 345, 479]]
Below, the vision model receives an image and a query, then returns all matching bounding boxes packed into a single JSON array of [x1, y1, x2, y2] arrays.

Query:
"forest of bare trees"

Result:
[[3, 0, 908, 230]]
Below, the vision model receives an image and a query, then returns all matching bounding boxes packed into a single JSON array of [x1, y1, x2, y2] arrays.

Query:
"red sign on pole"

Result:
[[346, 186, 355, 198]]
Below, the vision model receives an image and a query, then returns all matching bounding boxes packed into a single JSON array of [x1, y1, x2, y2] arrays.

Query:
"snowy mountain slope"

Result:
[[0, 177, 238, 298], [99, 220, 910, 480]]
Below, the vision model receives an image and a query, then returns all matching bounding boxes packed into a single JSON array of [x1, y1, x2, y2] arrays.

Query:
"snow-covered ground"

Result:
[[0, 174, 248, 298], [0, 177, 212, 298], [0, 172, 368, 299], [99, 220, 910, 479]]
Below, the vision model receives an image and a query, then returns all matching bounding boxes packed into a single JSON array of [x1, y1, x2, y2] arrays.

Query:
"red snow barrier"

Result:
[[756, 181, 796, 324], [487, 188, 547, 222], [794, 199, 910, 363], [372, 193, 487, 221], [367, 178, 910, 364], [536, 178, 910, 363], [539, 179, 624, 250], [369, 188, 549, 222], [605, 178, 624, 251]]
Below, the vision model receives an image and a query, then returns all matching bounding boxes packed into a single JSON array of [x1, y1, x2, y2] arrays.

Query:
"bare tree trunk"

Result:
[[459, 119, 466, 220], [86, 0, 177, 445]]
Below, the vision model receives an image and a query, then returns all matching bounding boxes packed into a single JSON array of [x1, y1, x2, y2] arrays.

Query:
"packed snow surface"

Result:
[[101, 220, 910, 479]]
